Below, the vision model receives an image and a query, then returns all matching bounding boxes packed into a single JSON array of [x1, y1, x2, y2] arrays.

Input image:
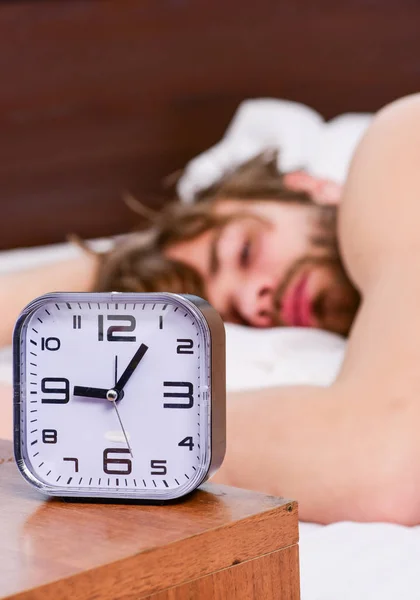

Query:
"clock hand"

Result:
[[73, 386, 108, 399], [113, 343, 148, 395], [108, 355, 133, 457], [73, 345, 148, 402]]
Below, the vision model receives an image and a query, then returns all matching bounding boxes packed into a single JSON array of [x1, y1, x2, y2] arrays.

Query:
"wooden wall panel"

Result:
[[0, 1, 419, 249]]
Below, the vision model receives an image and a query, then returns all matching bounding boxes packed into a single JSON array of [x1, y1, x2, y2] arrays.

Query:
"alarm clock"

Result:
[[13, 292, 226, 501]]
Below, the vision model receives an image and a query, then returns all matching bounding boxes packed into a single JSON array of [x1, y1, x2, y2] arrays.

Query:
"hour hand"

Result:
[[73, 386, 109, 399]]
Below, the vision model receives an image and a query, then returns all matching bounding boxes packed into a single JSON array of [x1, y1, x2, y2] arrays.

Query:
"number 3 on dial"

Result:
[[163, 382, 194, 409]]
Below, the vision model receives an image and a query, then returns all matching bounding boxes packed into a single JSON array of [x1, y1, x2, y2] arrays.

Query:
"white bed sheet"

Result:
[[2, 242, 420, 599]]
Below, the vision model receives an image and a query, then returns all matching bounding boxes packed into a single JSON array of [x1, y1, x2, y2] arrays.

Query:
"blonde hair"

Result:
[[94, 152, 335, 294]]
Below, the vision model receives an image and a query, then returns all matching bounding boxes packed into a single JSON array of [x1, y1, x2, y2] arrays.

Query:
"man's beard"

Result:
[[272, 207, 361, 336]]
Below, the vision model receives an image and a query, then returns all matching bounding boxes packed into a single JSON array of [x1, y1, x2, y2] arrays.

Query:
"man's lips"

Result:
[[280, 272, 313, 327]]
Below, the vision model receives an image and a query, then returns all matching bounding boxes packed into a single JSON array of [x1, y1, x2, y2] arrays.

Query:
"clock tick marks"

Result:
[[55, 303, 60, 310], [66, 302, 72, 309]]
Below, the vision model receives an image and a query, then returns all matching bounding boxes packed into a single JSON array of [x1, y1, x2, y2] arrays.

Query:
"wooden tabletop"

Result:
[[0, 439, 299, 599]]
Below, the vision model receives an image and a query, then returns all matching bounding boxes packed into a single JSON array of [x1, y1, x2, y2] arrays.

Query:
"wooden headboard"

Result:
[[1, 1, 419, 250]]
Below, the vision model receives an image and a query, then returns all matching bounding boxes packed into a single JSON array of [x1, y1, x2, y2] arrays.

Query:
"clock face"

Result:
[[14, 293, 219, 500]]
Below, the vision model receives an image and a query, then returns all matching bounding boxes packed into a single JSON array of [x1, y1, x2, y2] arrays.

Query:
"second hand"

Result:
[[109, 355, 133, 457]]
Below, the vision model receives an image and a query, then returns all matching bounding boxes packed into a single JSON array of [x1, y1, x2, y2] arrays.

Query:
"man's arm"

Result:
[[212, 382, 378, 524], [213, 95, 420, 524], [0, 254, 96, 347]]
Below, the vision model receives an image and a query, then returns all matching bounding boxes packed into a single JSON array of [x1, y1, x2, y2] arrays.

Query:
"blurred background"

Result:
[[1, 0, 419, 250]]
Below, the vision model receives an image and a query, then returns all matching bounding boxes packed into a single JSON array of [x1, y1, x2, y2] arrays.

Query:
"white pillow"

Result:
[[225, 324, 346, 392], [177, 98, 372, 202]]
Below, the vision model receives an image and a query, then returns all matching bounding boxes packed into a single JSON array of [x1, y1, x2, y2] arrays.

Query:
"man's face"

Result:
[[166, 198, 360, 335]]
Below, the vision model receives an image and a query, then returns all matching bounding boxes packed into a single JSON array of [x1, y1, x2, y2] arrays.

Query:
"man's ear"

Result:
[[283, 171, 342, 206]]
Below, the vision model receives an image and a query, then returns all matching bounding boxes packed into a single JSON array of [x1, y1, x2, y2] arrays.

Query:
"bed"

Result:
[[2, 2, 420, 599]]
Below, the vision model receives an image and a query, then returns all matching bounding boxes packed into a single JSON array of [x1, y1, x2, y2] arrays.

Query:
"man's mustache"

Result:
[[271, 255, 357, 327]]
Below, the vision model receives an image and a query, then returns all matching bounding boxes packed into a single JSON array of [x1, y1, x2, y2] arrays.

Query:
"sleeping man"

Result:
[[1, 94, 420, 524]]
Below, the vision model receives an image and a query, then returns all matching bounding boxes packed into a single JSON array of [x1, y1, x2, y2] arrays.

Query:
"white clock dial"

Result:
[[14, 293, 223, 501]]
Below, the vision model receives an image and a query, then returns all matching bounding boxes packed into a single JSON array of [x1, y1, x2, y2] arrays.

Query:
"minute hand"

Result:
[[114, 343, 148, 394]]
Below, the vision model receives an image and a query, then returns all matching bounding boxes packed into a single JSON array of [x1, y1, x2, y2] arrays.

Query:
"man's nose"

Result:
[[238, 280, 274, 328]]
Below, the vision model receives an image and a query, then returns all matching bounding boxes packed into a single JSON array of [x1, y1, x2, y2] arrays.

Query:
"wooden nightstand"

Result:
[[0, 439, 300, 599]]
